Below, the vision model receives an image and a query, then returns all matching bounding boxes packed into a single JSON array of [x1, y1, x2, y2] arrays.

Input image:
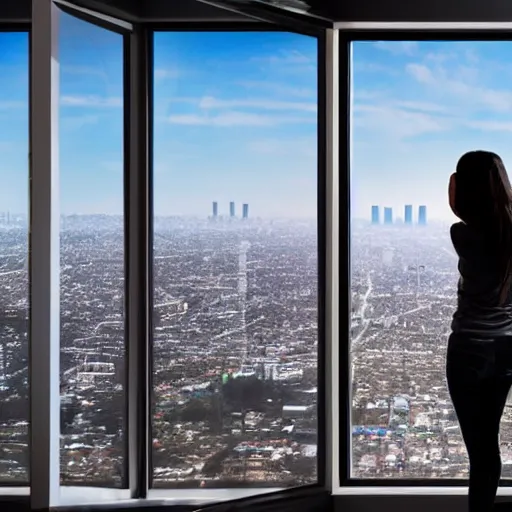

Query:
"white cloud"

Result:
[[353, 104, 448, 139], [425, 51, 457, 63], [394, 100, 446, 113], [251, 49, 313, 65], [374, 41, 418, 56], [468, 120, 512, 132], [197, 96, 316, 113], [406, 61, 512, 113], [62, 65, 108, 80], [154, 68, 180, 81], [353, 61, 397, 74], [60, 114, 99, 131], [248, 137, 317, 158], [406, 63, 436, 85], [168, 111, 313, 127], [60, 95, 122, 108], [236, 80, 315, 98]]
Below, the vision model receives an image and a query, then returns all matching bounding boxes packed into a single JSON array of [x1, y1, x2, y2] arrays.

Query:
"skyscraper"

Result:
[[404, 205, 413, 225], [371, 205, 379, 225], [418, 205, 427, 226], [230, 201, 235, 218], [212, 201, 218, 218], [384, 207, 393, 225], [242, 203, 249, 219]]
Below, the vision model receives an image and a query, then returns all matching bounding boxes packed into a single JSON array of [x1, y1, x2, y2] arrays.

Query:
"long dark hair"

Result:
[[454, 150, 512, 303]]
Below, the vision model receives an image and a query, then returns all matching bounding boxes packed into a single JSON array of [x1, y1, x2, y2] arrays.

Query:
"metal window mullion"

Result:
[[126, 25, 150, 499], [324, 28, 340, 492], [30, 0, 61, 509], [337, 33, 351, 488]]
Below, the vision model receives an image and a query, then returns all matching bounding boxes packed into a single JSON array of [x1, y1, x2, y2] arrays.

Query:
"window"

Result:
[[152, 31, 319, 490], [58, 11, 126, 487], [0, 31, 29, 484], [350, 39, 512, 479]]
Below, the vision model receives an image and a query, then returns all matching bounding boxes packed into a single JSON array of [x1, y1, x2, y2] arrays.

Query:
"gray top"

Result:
[[451, 221, 512, 337]]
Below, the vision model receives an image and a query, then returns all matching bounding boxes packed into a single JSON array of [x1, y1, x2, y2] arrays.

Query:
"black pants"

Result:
[[446, 332, 512, 512]]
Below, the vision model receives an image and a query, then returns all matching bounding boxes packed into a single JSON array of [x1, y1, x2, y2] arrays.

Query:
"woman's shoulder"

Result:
[[450, 221, 469, 242], [450, 222, 482, 257]]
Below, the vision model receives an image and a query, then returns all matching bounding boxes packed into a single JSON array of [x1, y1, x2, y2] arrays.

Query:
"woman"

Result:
[[447, 150, 512, 512]]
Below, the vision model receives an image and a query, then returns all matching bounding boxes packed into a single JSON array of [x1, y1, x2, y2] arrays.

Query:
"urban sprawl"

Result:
[[0, 208, 505, 487]]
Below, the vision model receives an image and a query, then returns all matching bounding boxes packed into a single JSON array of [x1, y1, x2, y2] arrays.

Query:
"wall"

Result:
[[0, 0, 30, 22], [336, 0, 512, 21], [143, 0, 251, 22]]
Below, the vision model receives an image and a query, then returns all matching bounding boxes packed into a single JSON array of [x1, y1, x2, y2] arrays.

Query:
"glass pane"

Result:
[[350, 40, 512, 479], [59, 12, 125, 487], [0, 32, 29, 484], [152, 32, 318, 492]]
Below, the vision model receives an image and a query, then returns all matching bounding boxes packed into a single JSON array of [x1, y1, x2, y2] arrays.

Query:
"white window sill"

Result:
[[0, 486, 285, 507], [0, 487, 29, 496], [333, 486, 512, 497], [59, 487, 131, 506], [147, 487, 284, 505]]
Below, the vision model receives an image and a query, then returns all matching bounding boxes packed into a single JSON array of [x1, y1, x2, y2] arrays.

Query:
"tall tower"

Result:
[[230, 201, 235, 218], [404, 205, 413, 225], [242, 203, 249, 219], [384, 207, 393, 225], [212, 201, 218, 218], [418, 205, 427, 226], [371, 205, 379, 225]]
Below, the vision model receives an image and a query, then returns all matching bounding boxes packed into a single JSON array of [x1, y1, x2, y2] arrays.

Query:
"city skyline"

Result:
[[368, 204, 427, 225]]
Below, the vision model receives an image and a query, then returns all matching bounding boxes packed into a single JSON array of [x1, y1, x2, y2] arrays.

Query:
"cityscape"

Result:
[[0, 209, 318, 488], [5, 202, 512, 485], [351, 213, 512, 478]]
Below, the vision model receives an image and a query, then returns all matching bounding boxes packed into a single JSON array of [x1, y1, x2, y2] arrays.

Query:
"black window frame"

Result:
[[145, 21, 328, 497], [339, 29, 512, 488]]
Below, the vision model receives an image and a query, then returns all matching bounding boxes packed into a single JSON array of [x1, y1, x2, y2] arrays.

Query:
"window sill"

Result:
[[333, 486, 512, 497], [147, 487, 284, 506], [0, 487, 29, 496], [0, 486, 286, 508]]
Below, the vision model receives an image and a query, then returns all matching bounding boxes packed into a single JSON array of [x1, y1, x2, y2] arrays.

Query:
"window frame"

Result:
[[337, 24, 512, 492], [0, 24, 31, 494], [26, 0, 333, 507], [146, 22, 329, 498]]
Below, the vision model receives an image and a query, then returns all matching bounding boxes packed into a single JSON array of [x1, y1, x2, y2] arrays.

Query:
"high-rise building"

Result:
[[212, 201, 218, 218], [242, 203, 249, 219], [418, 205, 427, 226], [384, 207, 393, 225], [404, 204, 413, 225], [371, 205, 379, 225], [230, 201, 235, 217]]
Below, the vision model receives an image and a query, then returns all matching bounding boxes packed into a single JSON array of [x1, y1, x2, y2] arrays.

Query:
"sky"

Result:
[[0, 14, 318, 219], [3, 20, 512, 221], [352, 40, 512, 222]]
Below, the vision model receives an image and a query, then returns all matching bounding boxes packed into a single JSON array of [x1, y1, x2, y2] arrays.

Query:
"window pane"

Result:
[[59, 12, 125, 487], [0, 32, 29, 484], [152, 32, 318, 490], [350, 40, 512, 479]]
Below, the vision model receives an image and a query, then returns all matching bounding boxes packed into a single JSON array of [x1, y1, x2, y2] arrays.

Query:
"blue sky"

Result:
[[352, 40, 512, 221], [4, 20, 512, 221], [0, 14, 318, 219]]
